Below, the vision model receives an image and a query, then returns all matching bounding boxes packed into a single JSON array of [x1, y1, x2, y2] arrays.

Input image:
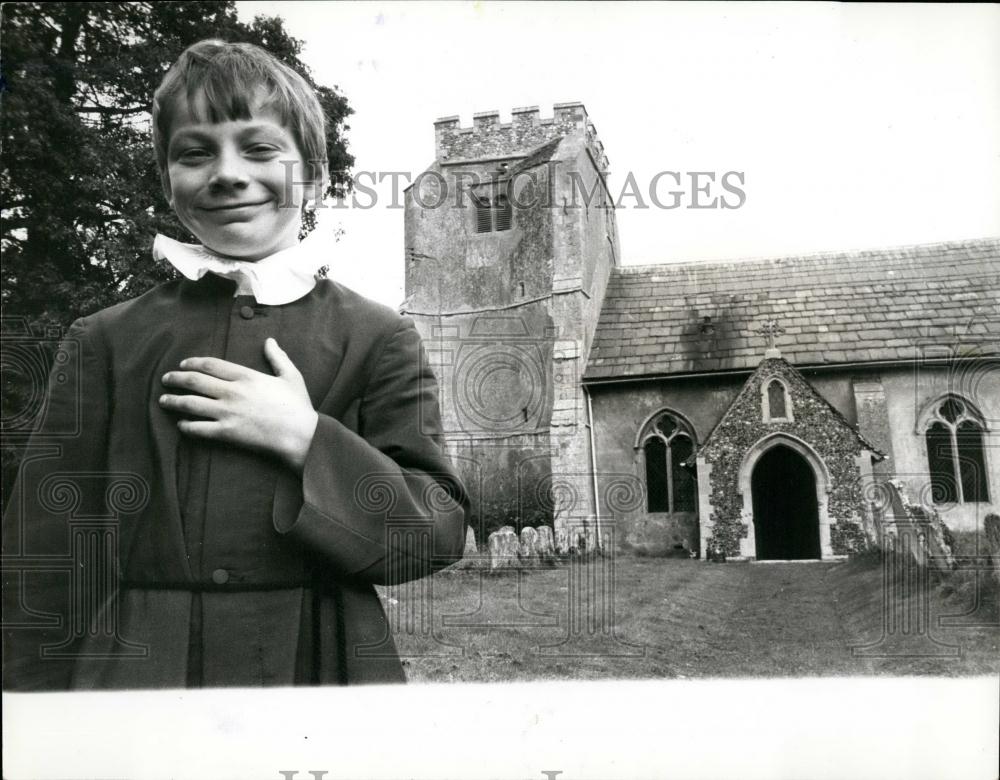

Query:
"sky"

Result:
[[236, 2, 1000, 307]]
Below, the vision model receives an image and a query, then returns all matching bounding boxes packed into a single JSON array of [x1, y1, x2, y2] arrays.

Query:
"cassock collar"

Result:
[[152, 229, 332, 305]]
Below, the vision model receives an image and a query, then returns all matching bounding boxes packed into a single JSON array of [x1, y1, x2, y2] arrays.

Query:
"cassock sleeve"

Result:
[[273, 317, 468, 585], [2, 315, 112, 690]]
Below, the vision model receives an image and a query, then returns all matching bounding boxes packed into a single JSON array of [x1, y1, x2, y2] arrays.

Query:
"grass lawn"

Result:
[[378, 554, 1000, 683]]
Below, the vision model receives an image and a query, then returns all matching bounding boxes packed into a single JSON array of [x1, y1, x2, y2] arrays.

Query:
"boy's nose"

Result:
[[208, 150, 250, 190]]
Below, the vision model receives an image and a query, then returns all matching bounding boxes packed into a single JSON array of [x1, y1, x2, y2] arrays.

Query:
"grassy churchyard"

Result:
[[379, 553, 1000, 683]]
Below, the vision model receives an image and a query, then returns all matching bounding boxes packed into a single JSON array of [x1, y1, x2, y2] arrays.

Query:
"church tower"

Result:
[[403, 103, 620, 548]]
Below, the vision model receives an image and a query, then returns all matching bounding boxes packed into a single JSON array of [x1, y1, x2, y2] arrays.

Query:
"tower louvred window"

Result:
[[474, 195, 492, 233], [472, 188, 513, 233], [494, 193, 512, 231]]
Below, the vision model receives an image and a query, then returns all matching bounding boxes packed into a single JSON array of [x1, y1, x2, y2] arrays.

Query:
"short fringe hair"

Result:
[[152, 40, 329, 189]]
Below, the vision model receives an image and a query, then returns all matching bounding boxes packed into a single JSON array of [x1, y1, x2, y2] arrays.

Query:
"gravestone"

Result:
[[562, 526, 593, 556], [519, 526, 540, 563], [488, 526, 519, 571], [463, 526, 478, 557], [555, 526, 570, 555], [536, 526, 556, 561]]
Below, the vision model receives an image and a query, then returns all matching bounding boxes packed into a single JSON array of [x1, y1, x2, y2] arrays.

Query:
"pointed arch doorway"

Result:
[[750, 444, 821, 560]]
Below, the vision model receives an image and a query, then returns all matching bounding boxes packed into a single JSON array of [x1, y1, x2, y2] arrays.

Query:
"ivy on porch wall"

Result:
[[701, 358, 871, 558]]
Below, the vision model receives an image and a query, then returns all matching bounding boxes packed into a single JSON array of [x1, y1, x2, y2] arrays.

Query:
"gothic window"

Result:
[[769, 380, 787, 418], [641, 411, 698, 513], [644, 438, 669, 512], [923, 396, 990, 504], [473, 191, 512, 233], [762, 377, 792, 422]]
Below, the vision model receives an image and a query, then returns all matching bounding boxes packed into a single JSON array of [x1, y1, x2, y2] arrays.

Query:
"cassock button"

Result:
[[211, 568, 230, 585], [239, 305, 255, 320]]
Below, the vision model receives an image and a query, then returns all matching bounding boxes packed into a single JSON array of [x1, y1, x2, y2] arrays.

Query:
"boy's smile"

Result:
[[165, 94, 309, 261]]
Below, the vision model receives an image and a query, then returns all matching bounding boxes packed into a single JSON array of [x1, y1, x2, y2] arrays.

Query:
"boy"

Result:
[[3, 40, 467, 689]]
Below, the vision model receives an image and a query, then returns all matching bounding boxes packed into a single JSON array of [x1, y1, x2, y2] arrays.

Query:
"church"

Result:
[[402, 103, 1000, 561]]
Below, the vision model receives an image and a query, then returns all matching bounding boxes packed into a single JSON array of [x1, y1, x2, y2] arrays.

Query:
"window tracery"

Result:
[[923, 396, 989, 503], [640, 411, 697, 513]]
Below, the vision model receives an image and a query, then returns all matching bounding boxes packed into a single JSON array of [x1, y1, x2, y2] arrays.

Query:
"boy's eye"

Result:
[[178, 148, 211, 162], [246, 144, 280, 156]]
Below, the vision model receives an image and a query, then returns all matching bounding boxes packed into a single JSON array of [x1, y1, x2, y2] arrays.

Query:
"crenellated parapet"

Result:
[[434, 102, 609, 170]]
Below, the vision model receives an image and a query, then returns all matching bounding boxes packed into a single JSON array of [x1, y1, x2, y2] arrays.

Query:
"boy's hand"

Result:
[[159, 338, 318, 474]]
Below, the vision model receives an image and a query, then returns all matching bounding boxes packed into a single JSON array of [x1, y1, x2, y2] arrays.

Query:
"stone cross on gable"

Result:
[[758, 320, 785, 349]]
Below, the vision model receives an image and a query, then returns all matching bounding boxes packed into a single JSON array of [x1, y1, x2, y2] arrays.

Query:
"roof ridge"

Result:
[[616, 236, 1000, 274], [604, 269, 1000, 295]]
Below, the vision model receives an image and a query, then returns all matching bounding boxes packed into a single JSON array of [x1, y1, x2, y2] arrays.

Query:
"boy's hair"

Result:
[[152, 39, 329, 190]]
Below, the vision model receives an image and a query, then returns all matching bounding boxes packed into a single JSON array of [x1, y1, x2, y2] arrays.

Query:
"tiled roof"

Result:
[[584, 238, 1000, 381], [512, 136, 564, 173]]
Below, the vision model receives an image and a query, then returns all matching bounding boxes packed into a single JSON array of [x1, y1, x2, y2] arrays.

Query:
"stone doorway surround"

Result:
[[736, 432, 834, 560]]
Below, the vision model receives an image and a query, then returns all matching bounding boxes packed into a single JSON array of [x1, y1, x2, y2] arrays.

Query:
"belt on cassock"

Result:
[[119, 580, 313, 593]]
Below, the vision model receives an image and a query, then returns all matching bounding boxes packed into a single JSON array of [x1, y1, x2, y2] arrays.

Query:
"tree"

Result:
[[0, 2, 354, 494]]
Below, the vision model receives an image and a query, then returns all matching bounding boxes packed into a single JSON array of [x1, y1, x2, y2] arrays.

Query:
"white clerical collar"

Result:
[[152, 229, 332, 305]]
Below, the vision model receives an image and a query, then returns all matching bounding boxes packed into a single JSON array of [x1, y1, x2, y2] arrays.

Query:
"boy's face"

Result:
[[163, 93, 309, 261]]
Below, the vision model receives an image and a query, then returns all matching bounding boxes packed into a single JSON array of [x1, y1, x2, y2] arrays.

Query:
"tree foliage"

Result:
[[0, 2, 354, 491]]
